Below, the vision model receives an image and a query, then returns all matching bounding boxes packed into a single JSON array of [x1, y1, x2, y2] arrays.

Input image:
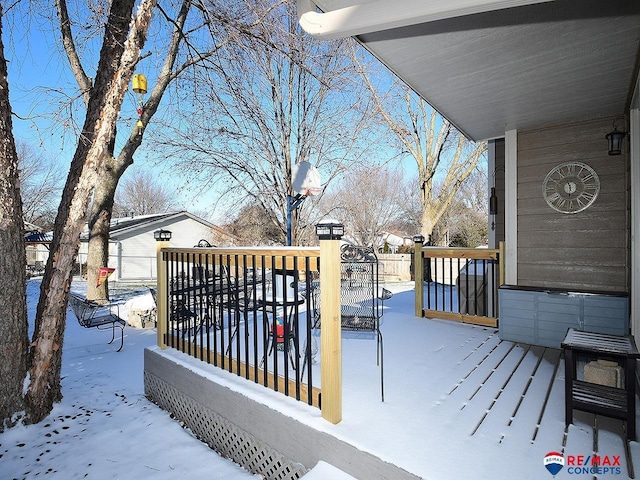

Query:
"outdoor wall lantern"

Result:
[[606, 116, 628, 156], [154, 229, 172, 242], [315, 219, 344, 240], [489, 187, 498, 215], [489, 166, 505, 231]]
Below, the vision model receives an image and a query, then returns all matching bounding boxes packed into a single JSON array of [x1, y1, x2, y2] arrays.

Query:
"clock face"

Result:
[[542, 161, 600, 214]]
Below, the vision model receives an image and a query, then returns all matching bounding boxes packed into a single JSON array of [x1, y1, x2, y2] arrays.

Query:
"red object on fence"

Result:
[[97, 267, 115, 287], [273, 318, 285, 342]]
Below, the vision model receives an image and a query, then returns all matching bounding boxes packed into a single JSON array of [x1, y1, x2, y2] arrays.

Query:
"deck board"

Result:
[[443, 337, 514, 402], [597, 413, 634, 477], [505, 347, 563, 444], [458, 341, 636, 477], [470, 344, 545, 439]]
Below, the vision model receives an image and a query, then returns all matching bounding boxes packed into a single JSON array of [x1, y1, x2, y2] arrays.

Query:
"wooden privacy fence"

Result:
[[155, 243, 344, 424], [414, 240, 504, 328]]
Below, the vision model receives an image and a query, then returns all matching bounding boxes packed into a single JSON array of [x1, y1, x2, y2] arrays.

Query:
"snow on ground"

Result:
[[1, 279, 259, 480], [2, 278, 638, 480]]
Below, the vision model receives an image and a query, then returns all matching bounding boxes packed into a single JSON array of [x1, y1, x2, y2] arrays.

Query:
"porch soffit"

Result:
[[309, 0, 640, 141]]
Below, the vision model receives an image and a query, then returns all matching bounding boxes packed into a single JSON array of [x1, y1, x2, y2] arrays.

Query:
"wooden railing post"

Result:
[[156, 241, 169, 349], [413, 235, 425, 318], [317, 222, 343, 424]]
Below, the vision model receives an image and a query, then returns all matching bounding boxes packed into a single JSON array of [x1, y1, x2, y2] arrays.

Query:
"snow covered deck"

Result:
[[145, 282, 640, 479]]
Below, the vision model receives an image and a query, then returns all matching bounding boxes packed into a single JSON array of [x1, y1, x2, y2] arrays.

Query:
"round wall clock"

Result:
[[542, 161, 600, 214]]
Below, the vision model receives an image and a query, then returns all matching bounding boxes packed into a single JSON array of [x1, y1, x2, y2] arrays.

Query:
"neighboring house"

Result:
[[376, 231, 412, 253], [24, 229, 52, 271], [298, 0, 640, 336], [77, 211, 236, 282]]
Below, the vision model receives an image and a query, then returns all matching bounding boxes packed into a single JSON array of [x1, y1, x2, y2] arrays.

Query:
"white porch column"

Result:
[[630, 108, 640, 338], [504, 129, 518, 285]]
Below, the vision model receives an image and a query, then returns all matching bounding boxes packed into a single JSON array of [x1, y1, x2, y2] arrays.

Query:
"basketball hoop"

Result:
[[292, 162, 322, 197], [288, 161, 323, 246], [300, 186, 323, 197]]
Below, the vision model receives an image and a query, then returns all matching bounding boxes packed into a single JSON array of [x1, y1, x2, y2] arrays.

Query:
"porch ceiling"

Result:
[[307, 0, 640, 141]]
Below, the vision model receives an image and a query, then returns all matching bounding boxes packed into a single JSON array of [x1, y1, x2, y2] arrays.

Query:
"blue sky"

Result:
[[4, 3, 484, 226], [4, 6, 194, 216]]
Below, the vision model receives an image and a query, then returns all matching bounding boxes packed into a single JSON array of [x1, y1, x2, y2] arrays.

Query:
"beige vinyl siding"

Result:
[[117, 217, 216, 281], [516, 116, 629, 292], [118, 234, 157, 280]]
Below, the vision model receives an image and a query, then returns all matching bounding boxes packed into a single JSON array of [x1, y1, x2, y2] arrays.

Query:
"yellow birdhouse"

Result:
[[132, 74, 147, 94]]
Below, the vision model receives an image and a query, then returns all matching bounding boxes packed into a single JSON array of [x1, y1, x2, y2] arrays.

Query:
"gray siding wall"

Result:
[[516, 116, 630, 292]]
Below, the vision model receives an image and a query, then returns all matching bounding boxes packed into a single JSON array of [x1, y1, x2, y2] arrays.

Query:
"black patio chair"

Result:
[[306, 244, 392, 401]]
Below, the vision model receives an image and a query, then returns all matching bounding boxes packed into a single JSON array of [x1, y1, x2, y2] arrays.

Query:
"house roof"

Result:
[[79, 211, 231, 242], [25, 231, 53, 245], [301, 0, 640, 141]]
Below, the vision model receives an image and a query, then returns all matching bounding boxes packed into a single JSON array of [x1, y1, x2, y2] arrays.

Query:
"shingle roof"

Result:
[[25, 231, 53, 244]]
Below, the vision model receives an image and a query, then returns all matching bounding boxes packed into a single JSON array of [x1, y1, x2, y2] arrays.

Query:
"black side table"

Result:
[[562, 328, 639, 440]]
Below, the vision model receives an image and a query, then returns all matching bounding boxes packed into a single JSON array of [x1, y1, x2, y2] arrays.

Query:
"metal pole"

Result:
[[287, 194, 307, 246], [287, 195, 293, 246]]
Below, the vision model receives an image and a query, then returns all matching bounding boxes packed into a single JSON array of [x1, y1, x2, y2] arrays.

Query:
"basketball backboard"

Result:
[[292, 161, 322, 196]]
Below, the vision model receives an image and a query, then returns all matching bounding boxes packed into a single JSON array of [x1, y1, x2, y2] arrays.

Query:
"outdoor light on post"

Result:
[[154, 229, 172, 242], [315, 219, 344, 241], [154, 229, 171, 350], [606, 116, 628, 156]]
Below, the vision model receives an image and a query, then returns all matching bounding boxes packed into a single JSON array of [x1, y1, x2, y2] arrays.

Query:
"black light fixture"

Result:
[[315, 219, 344, 240], [153, 229, 172, 242], [413, 234, 425, 243], [488, 166, 505, 216], [488, 166, 505, 232], [489, 187, 498, 215], [606, 116, 628, 156]]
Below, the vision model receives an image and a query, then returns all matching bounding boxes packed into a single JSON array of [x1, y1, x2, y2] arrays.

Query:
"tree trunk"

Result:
[[86, 156, 123, 301], [84, 0, 193, 297], [0, 14, 29, 428], [85, 204, 113, 302], [25, 0, 155, 423], [26, 112, 123, 420], [420, 201, 434, 242]]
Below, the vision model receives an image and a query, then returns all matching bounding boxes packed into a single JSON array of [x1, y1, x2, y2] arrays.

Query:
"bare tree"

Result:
[[433, 167, 488, 246], [53, 0, 242, 300], [17, 142, 63, 230], [0, 4, 29, 429], [396, 176, 423, 236], [322, 165, 407, 247], [61, 0, 205, 301], [157, 0, 374, 246], [25, 0, 156, 423], [356, 53, 487, 241], [114, 170, 178, 216]]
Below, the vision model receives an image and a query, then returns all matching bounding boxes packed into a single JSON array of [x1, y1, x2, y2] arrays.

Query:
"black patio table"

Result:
[[169, 275, 257, 336]]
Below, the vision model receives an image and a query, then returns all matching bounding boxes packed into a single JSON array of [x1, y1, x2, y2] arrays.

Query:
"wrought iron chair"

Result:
[[307, 244, 392, 400]]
